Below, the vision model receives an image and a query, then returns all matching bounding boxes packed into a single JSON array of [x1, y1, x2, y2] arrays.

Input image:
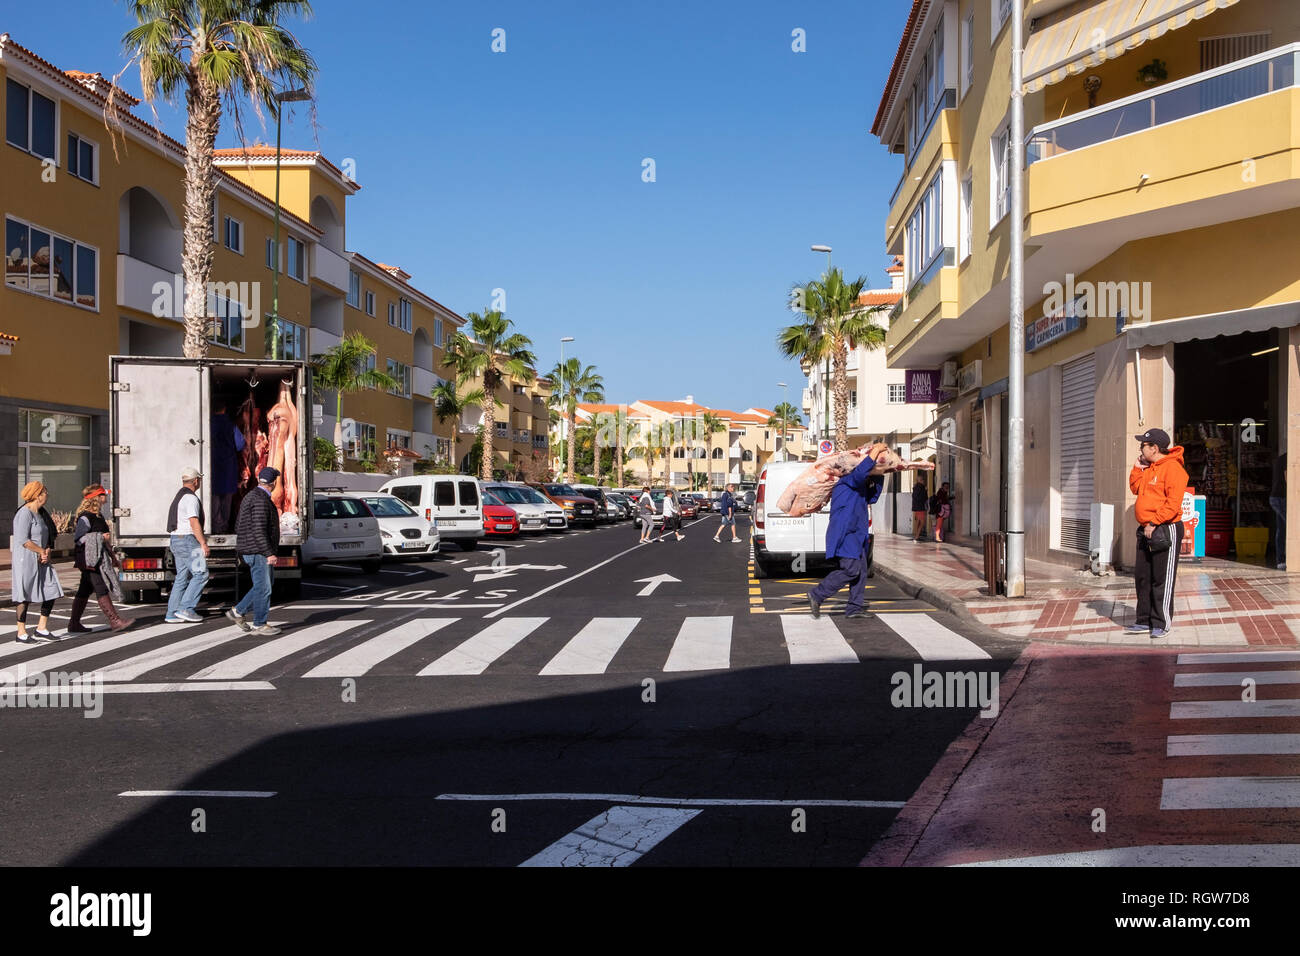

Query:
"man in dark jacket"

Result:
[[209, 401, 246, 533], [808, 442, 888, 620], [227, 466, 281, 636], [911, 479, 929, 541], [713, 483, 741, 543]]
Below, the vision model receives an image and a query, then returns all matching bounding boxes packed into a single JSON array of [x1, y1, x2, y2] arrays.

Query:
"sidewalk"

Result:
[[872, 532, 1298, 647]]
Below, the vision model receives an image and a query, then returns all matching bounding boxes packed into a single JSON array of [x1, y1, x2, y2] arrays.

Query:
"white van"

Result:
[[379, 475, 485, 551], [752, 462, 832, 578]]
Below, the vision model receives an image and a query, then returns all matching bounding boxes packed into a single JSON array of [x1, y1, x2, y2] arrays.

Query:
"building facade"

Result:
[[874, 0, 1300, 570]]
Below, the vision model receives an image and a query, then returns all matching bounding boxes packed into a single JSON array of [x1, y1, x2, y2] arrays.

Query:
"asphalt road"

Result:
[[0, 513, 1022, 866]]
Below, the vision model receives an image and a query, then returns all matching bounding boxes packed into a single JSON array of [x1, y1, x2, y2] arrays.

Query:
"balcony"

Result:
[[1027, 46, 1300, 242], [413, 366, 438, 401], [311, 244, 350, 293], [887, 96, 958, 252], [117, 254, 177, 317], [884, 251, 960, 369], [308, 327, 342, 357]]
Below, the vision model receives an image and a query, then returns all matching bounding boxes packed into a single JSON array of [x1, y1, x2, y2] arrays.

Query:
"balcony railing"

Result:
[[1027, 45, 1299, 165]]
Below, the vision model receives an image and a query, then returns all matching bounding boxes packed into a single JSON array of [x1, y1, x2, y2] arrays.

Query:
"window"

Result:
[[223, 216, 243, 254], [347, 271, 361, 308], [207, 289, 244, 351], [742, 449, 754, 462], [888, 384, 907, 404], [387, 430, 411, 450], [386, 359, 411, 398], [365, 290, 375, 316], [276, 319, 306, 360], [210, 196, 218, 242], [992, 0, 1011, 41], [265, 238, 278, 270], [355, 352, 376, 386], [1200, 32, 1271, 71], [906, 20, 948, 161], [387, 302, 396, 326], [712, 447, 724, 459], [990, 122, 1010, 227], [398, 297, 413, 333], [5, 216, 97, 309], [905, 171, 946, 282], [66, 133, 97, 184], [961, 171, 973, 261], [286, 236, 305, 281], [347, 422, 377, 459], [963, 10, 975, 96], [5, 79, 56, 160], [433, 319, 443, 346], [19, 409, 92, 513], [848, 390, 858, 411]]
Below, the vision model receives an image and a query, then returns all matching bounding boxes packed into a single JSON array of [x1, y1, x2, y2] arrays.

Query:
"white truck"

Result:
[[108, 356, 312, 602]]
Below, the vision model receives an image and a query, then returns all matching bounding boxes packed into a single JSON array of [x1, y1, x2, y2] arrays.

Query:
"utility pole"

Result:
[[1006, 0, 1026, 597]]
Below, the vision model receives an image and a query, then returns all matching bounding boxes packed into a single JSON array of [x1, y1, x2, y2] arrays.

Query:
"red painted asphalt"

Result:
[[864, 642, 1300, 866]]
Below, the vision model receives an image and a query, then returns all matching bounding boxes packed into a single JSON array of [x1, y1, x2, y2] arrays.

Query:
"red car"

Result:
[[678, 497, 699, 520], [483, 501, 520, 537]]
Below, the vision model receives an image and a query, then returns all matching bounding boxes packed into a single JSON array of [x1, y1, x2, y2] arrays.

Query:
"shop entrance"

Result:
[[1173, 328, 1282, 565]]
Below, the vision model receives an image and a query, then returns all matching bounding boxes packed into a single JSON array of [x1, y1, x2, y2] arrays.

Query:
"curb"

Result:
[[859, 642, 1038, 867]]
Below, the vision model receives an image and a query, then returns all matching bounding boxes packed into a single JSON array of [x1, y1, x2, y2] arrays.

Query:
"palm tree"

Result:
[[770, 402, 802, 458], [547, 359, 604, 483], [777, 298, 832, 444], [697, 411, 726, 493], [119, 0, 317, 359], [443, 310, 536, 481], [432, 377, 483, 468], [311, 332, 398, 468]]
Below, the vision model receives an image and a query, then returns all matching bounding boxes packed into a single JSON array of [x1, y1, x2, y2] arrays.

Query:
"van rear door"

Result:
[[763, 463, 820, 557]]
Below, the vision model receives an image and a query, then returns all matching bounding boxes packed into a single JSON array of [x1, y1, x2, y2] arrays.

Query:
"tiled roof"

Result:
[[64, 70, 140, 106], [213, 144, 357, 190], [885, 255, 903, 275], [872, 1, 928, 137], [0, 332, 19, 343], [637, 400, 710, 416], [375, 262, 411, 282], [859, 291, 903, 306], [576, 403, 649, 417]]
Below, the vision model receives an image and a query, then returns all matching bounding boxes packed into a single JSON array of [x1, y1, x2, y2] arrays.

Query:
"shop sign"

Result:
[[906, 369, 942, 404], [1027, 310, 1086, 352]]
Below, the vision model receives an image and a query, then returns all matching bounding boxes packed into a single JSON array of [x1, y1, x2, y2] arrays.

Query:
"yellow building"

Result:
[[874, 0, 1300, 570], [450, 355, 552, 479]]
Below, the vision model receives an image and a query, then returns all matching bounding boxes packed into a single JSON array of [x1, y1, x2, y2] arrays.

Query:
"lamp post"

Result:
[[777, 382, 788, 462], [811, 244, 832, 447], [1007, 0, 1026, 597], [269, 88, 311, 360], [560, 335, 574, 480]]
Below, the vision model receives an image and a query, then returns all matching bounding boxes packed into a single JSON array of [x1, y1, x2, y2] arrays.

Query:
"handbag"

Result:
[[1143, 523, 1173, 553]]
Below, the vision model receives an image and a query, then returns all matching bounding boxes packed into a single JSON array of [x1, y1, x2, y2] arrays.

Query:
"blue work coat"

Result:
[[825, 455, 883, 560]]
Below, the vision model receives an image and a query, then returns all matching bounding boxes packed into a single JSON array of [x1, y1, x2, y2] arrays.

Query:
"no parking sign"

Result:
[[818, 439, 834, 456]]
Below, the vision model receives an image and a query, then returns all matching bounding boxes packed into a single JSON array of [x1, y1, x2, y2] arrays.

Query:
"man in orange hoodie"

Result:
[[1126, 428, 1189, 638]]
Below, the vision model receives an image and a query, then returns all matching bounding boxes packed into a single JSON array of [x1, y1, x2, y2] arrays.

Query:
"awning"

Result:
[[1123, 300, 1300, 348], [1023, 0, 1241, 94]]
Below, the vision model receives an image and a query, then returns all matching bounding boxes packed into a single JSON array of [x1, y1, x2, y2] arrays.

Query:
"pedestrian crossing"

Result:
[[0, 609, 990, 693], [1162, 649, 1300, 811]]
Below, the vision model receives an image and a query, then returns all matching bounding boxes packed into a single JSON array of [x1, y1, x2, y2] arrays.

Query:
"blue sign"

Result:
[[1027, 311, 1085, 352]]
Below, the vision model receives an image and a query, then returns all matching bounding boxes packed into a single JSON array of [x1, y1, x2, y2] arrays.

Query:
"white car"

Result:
[[357, 493, 440, 558], [303, 492, 383, 573], [379, 475, 485, 551], [483, 483, 567, 533]]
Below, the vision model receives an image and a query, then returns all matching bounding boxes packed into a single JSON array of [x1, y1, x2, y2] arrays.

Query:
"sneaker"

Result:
[[713, 536, 721, 543], [1122, 624, 1149, 634], [1279, 562, 1287, 571], [731, 538, 741, 543], [177, 610, 204, 623], [164, 616, 187, 624], [251, 624, 281, 637], [1150, 628, 1171, 639], [225, 607, 251, 632], [14, 632, 47, 644]]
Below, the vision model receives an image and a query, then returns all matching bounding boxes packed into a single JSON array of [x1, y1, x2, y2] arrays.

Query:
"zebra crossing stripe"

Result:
[[663, 617, 732, 672], [187, 620, 367, 680], [302, 618, 460, 678], [877, 613, 992, 661], [518, 805, 701, 867], [1175, 671, 1300, 686], [1177, 650, 1300, 665], [779, 617, 858, 665], [539, 618, 639, 675], [1171, 699, 1300, 719], [1168, 734, 1300, 756], [1161, 776, 1300, 810], [95, 625, 251, 682], [418, 618, 548, 676], [0, 623, 184, 683]]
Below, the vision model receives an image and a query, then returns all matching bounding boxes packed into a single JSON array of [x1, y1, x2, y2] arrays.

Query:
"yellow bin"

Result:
[[1234, 527, 1270, 563]]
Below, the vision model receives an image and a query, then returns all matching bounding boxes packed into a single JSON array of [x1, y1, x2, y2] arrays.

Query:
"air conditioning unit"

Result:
[[1089, 502, 1115, 575], [957, 360, 982, 395], [940, 360, 959, 389]]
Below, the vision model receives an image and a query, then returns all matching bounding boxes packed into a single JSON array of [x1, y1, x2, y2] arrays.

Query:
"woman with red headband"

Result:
[[65, 484, 132, 633]]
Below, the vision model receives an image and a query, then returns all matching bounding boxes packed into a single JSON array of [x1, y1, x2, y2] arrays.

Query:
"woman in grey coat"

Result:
[[11, 480, 65, 643]]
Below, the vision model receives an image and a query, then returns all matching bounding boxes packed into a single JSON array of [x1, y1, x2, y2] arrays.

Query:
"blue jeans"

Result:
[[167, 535, 209, 618], [235, 554, 273, 626]]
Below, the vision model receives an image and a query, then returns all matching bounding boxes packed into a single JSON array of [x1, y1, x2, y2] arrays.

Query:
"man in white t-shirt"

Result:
[[165, 466, 211, 623]]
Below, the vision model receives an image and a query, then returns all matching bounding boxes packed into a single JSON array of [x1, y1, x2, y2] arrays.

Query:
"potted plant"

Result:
[[1137, 59, 1167, 85]]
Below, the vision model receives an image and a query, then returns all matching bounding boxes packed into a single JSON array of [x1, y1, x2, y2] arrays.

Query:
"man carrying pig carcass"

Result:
[[807, 441, 892, 620]]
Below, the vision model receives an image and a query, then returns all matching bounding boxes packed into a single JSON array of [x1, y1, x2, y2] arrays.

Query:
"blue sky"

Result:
[[5, 0, 911, 415]]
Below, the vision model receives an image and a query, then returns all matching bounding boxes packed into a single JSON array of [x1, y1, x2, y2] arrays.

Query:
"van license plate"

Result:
[[334, 541, 362, 549]]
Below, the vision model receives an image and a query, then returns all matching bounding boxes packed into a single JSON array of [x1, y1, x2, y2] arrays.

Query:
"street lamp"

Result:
[[269, 87, 311, 360], [811, 244, 832, 447], [777, 382, 788, 462], [560, 336, 574, 480], [1007, 0, 1026, 597]]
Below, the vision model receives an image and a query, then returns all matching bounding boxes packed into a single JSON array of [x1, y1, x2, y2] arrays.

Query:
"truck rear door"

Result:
[[111, 359, 208, 540]]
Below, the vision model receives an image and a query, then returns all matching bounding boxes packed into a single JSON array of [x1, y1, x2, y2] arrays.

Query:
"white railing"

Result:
[[117, 254, 177, 317], [413, 366, 438, 399], [308, 327, 342, 357], [311, 244, 350, 292]]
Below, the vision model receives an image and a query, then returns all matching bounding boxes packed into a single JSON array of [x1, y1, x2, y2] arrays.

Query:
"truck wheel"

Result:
[[360, 559, 381, 575], [461, 539, 478, 551]]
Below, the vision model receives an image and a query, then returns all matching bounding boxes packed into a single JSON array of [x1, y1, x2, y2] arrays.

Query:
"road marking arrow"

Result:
[[471, 563, 567, 583], [635, 574, 680, 596]]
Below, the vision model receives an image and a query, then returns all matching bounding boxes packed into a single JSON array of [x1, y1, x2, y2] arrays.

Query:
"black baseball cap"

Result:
[[258, 466, 281, 483], [1135, 428, 1171, 450]]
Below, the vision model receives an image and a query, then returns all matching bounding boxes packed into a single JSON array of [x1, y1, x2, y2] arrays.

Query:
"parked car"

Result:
[[484, 484, 567, 533], [751, 463, 831, 578], [631, 490, 666, 530], [529, 482, 599, 526], [684, 492, 710, 512], [571, 485, 618, 524], [379, 475, 485, 551], [357, 493, 440, 559], [482, 499, 520, 537], [677, 495, 699, 520], [605, 492, 634, 520], [303, 492, 382, 573]]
